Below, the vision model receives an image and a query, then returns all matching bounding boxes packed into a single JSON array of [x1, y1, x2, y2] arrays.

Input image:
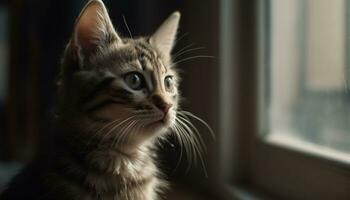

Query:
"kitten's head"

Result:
[[58, 0, 181, 147]]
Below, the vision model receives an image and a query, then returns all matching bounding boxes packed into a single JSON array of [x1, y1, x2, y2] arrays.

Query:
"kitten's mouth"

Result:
[[146, 114, 170, 128], [151, 117, 167, 125]]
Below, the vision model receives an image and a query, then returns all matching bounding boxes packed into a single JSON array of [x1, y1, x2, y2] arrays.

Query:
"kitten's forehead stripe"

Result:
[[138, 57, 149, 71], [134, 60, 144, 71], [135, 44, 154, 62], [135, 43, 175, 92], [158, 58, 167, 73], [140, 59, 146, 71], [133, 42, 171, 93]]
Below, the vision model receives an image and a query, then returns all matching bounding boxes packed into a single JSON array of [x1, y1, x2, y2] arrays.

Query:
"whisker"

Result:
[[172, 47, 206, 60], [177, 115, 207, 153], [173, 110, 215, 177], [170, 124, 185, 171], [172, 55, 215, 67], [177, 117, 204, 156], [86, 117, 125, 148], [122, 15, 133, 39], [174, 32, 189, 44], [113, 113, 157, 148], [129, 121, 144, 145], [103, 116, 136, 146], [175, 118, 197, 170], [104, 116, 135, 137], [123, 120, 141, 145], [179, 111, 215, 140], [173, 43, 194, 57], [176, 117, 208, 177], [113, 119, 137, 148]]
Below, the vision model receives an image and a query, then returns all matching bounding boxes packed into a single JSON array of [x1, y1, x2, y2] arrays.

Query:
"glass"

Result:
[[267, 0, 350, 153]]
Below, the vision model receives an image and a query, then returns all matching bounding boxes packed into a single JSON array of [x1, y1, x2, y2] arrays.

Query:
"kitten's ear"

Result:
[[72, 0, 121, 65], [150, 12, 180, 61]]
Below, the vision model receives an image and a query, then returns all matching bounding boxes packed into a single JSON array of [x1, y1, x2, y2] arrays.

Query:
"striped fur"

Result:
[[1, 1, 181, 200]]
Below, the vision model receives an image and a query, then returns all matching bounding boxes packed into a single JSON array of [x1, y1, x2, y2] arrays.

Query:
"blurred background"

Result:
[[1, 0, 350, 199]]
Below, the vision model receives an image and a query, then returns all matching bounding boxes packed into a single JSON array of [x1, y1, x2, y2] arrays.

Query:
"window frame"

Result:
[[221, 0, 350, 199], [254, 0, 350, 198]]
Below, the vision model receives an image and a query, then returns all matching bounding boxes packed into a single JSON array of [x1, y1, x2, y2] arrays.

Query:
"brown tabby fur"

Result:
[[1, 0, 184, 199]]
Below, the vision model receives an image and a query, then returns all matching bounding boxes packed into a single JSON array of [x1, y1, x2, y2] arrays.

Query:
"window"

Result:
[[267, 0, 350, 157], [221, 0, 350, 199], [248, 0, 350, 198]]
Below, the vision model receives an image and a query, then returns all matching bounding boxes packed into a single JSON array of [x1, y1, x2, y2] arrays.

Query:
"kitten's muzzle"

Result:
[[151, 95, 173, 115]]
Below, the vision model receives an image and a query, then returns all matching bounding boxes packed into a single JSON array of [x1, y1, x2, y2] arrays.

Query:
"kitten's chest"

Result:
[[83, 148, 163, 200], [101, 177, 159, 200], [85, 171, 160, 200]]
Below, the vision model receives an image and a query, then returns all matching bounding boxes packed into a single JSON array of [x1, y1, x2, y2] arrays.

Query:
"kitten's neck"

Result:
[[84, 142, 158, 194], [54, 118, 163, 198], [55, 119, 157, 174]]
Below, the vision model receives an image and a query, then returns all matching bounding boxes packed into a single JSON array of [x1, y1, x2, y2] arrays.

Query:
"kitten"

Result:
[[1, 0, 210, 199]]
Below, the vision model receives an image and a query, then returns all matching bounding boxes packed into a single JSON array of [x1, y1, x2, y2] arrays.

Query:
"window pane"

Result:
[[267, 0, 350, 153]]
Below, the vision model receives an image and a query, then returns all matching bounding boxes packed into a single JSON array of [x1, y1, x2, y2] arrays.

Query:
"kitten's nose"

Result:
[[152, 95, 172, 114]]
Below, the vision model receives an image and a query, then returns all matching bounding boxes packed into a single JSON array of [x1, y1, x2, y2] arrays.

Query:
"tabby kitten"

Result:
[[1, 0, 208, 200]]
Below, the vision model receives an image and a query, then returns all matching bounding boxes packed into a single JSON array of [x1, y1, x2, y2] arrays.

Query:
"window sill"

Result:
[[264, 133, 350, 168], [222, 184, 270, 200], [167, 185, 213, 200]]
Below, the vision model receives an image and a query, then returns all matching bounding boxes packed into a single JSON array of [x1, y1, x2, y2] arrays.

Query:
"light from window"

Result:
[[267, 0, 350, 154]]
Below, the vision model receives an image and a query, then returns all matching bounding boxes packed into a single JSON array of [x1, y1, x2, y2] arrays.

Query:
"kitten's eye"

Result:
[[164, 76, 174, 91], [124, 72, 145, 90]]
